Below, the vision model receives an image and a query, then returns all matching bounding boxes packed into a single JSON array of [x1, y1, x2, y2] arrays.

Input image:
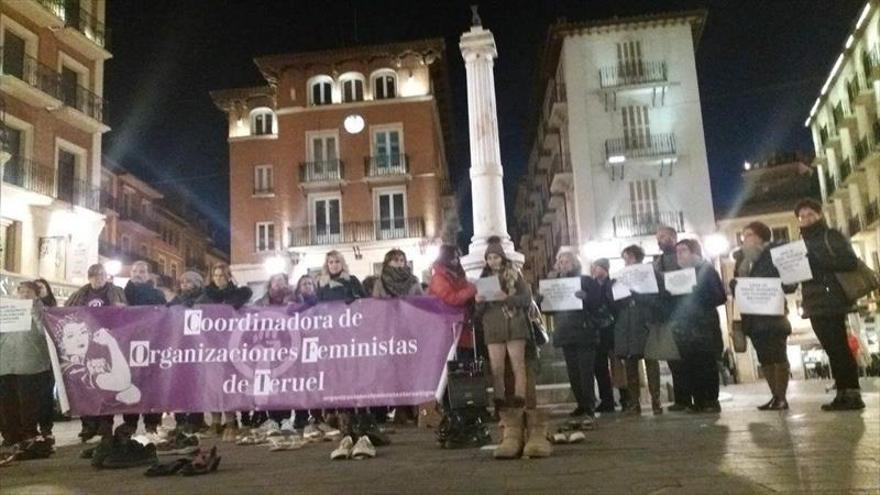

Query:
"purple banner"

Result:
[[42, 297, 462, 416]]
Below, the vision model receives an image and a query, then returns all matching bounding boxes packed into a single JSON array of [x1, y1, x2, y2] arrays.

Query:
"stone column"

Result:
[[458, 19, 524, 276]]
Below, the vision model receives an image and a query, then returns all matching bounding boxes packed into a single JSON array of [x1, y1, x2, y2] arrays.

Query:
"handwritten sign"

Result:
[[770, 240, 813, 285], [612, 282, 632, 301], [538, 277, 581, 312], [475, 275, 506, 302], [0, 297, 33, 333], [614, 264, 659, 294], [734, 278, 785, 316], [664, 268, 697, 296]]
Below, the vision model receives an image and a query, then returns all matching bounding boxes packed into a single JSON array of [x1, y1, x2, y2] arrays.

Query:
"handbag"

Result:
[[731, 321, 748, 353], [824, 232, 880, 302], [644, 322, 680, 361], [528, 300, 549, 346]]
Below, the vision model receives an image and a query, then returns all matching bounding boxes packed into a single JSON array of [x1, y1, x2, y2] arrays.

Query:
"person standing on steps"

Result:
[[589, 259, 618, 413], [795, 199, 865, 411], [730, 222, 796, 411]]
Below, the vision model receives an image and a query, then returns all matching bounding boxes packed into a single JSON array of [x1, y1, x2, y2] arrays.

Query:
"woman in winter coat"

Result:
[[168, 271, 210, 433], [33, 278, 57, 441], [293, 275, 319, 306], [197, 263, 252, 441], [546, 252, 602, 423], [475, 237, 550, 460], [612, 245, 663, 415], [373, 249, 423, 298], [731, 222, 796, 410], [795, 199, 864, 411], [669, 239, 727, 414], [316, 251, 365, 302]]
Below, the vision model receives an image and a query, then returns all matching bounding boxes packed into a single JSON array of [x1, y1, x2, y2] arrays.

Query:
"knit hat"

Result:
[[180, 271, 205, 289], [592, 258, 610, 273], [484, 236, 507, 260]]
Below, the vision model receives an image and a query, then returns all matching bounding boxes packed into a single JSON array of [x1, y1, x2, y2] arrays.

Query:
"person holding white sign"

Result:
[[611, 245, 664, 416], [667, 240, 727, 414], [795, 199, 864, 411], [730, 222, 797, 411]]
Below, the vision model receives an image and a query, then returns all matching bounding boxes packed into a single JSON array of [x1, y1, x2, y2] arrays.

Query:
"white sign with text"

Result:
[[735, 277, 785, 316], [770, 240, 813, 285], [538, 277, 582, 312]]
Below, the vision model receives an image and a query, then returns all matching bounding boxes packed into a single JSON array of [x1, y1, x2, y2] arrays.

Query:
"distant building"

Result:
[[210, 39, 458, 290], [513, 10, 716, 283], [716, 152, 821, 382], [1, 0, 111, 299]]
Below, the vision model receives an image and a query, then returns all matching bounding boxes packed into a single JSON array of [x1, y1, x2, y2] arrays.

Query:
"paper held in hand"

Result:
[[0, 297, 33, 333], [734, 277, 785, 316], [770, 240, 813, 285], [475, 275, 506, 302], [664, 268, 697, 295], [614, 263, 659, 294], [611, 282, 632, 301], [538, 277, 582, 312]]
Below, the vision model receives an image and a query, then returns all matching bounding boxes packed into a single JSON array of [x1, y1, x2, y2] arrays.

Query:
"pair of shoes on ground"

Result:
[[0, 436, 54, 464], [757, 397, 790, 411], [687, 402, 722, 414], [330, 435, 375, 460], [304, 420, 342, 443], [549, 429, 586, 444], [153, 432, 200, 456], [821, 389, 865, 411], [144, 446, 221, 477], [595, 401, 616, 413], [87, 427, 158, 469], [268, 434, 306, 452], [666, 402, 691, 412]]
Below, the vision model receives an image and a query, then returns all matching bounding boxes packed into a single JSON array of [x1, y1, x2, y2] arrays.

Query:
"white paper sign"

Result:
[[0, 297, 33, 333], [770, 240, 813, 285], [612, 282, 632, 301], [735, 278, 785, 316], [476, 275, 506, 302], [614, 264, 659, 294], [538, 277, 581, 312], [664, 268, 697, 296]]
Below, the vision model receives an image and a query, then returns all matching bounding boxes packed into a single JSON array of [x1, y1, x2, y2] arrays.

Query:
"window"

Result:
[[312, 196, 341, 243], [373, 72, 397, 100], [376, 189, 406, 239], [373, 128, 403, 170], [616, 40, 644, 80], [310, 77, 333, 106], [56, 149, 77, 204], [305, 133, 340, 181], [2, 32, 26, 80], [170, 263, 178, 280], [341, 75, 364, 103], [157, 256, 166, 275], [622, 106, 651, 149], [61, 66, 79, 108], [1, 125, 24, 186], [254, 165, 274, 194], [1, 219, 20, 272], [771, 227, 790, 244], [628, 179, 658, 219], [256, 222, 275, 252], [250, 108, 275, 135]]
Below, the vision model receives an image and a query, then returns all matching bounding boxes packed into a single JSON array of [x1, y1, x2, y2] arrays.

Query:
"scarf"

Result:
[[381, 266, 419, 297], [322, 271, 349, 289], [737, 245, 764, 277]]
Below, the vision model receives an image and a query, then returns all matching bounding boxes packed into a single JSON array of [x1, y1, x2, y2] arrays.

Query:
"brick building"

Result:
[[211, 38, 458, 289]]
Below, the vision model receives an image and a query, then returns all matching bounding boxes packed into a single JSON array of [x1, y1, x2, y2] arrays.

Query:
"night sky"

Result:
[[103, 0, 863, 253]]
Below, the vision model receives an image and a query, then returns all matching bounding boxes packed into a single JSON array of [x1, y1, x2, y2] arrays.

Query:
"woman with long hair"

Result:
[[316, 251, 365, 302]]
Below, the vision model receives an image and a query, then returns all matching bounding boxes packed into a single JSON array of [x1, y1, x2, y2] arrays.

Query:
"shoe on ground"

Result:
[[821, 390, 865, 411], [221, 424, 239, 443], [303, 423, 323, 442], [568, 407, 586, 418], [330, 436, 354, 460], [316, 422, 341, 440], [254, 419, 282, 437], [666, 403, 690, 412], [567, 431, 586, 444], [757, 398, 776, 411], [101, 442, 157, 469], [42, 434, 55, 447], [279, 419, 296, 435], [595, 401, 616, 413], [351, 435, 376, 459], [268, 436, 305, 452], [156, 433, 200, 455], [550, 432, 568, 444], [579, 416, 596, 431]]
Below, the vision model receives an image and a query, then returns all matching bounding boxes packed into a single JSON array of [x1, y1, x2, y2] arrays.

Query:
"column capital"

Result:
[[459, 27, 498, 62]]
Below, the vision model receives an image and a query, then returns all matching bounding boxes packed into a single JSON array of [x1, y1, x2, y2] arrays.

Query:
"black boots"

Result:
[[821, 389, 866, 411]]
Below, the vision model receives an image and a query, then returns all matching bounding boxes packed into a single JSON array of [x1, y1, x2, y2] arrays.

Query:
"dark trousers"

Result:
[[594, 328, 614, 404], [81, 415, 114, 437], [562, 345, 597, 411], [0, 373, 45, 444], [174, 413, 205, 431], [668, 359, 693, 406], [811, 315, 860, 390], [38, 371, 55, 435], [123, 413, 162, 432], [681, 353, 719, 407]]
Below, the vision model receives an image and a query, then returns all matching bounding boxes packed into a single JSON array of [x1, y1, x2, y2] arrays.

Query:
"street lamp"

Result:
[[105, 259, 122, 277], [703, 233, 730, 259], [263, 255, 287, 276]]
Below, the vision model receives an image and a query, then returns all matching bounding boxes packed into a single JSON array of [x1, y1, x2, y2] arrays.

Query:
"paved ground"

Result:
[[1, 379, 878, 494]]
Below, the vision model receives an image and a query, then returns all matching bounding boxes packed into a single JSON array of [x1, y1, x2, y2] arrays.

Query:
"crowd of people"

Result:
[[0, 197, 869, 470]]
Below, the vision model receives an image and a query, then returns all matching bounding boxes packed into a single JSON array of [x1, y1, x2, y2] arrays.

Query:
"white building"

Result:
[[805, 0, 880, 291], [1, 0, 111, 299], [515, 10, 716, 280]]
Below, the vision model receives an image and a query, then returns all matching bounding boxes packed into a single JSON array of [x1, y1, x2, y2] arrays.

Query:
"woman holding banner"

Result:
[[731, 222, 794, 411], [475, 237, 550, 459], [795, 199, 864, 411], [168, 271, 211, 434]]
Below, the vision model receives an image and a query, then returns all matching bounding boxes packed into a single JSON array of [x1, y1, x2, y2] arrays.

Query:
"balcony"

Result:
[[57, 82, 109, 132], [839, 157, 853, 183], [117, 206, 160, 233], [605, 133, 677, 167], [288, 217, 425, 247], [298, 160, 345, 190], [831, 101, 854, 130], [598, 61, 669, 110], [855, 136, 870, 167], [866, 199, 879, 227], [824, 170, 837, 197], [363, 154, 410, 184], [1, 156, 100, 210], [848, 216, 863, 236], [543, 80, 567, 128], [98, 240, 159, 272], [1, 48, 62, 108], [612, 211, 684, 238], [549, 154, 573, 194]]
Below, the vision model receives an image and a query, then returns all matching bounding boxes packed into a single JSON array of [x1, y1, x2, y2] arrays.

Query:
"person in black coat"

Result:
[[167, 271, 209, 434], [121, 261, 167, 434], [316, 250, 366, 302], [589, 259, 618, 413], [668, 239, 727, 413], [795, 199, 864, 411], [730, 222, 796, 411]]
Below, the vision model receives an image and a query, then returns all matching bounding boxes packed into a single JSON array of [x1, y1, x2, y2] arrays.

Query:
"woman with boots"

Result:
[[475, 237, 550, 459], [588, 260, 618, 413], [795, 199, 865, 411], [731, 222, 796, 410], [546, 252, 601, 427], [197, 263, 252, 441], [669, 240, 727, 413], [612, 245, 664, 416]]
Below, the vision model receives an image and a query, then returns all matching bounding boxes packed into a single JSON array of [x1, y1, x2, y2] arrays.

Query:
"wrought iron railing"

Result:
[[61, 81, 107, 123], [0, 47, 62, 99], [364, 154, 409, 177], [605, 133, 676, 161], [855, 136, 869, 165], [63, 4, 110, 48], [612, 211, 684, 238], [839, 158, 852, 182], [299, 160, 344, 183], [599, 61, 667, 89], [1, 157, 55, 197], [824, 170, 837, 196], [288, 217, 425, 247]]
